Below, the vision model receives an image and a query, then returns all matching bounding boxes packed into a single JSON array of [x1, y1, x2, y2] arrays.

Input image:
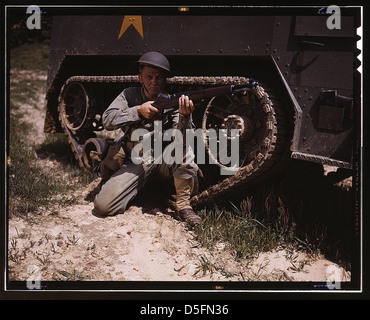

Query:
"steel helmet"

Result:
[[138, 51, 172, 77]]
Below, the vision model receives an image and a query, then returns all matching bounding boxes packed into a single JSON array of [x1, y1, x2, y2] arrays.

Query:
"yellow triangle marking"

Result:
[[118, 15, 143, 39]]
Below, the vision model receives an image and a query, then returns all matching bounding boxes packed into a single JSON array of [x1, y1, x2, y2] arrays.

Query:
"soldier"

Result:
[[94, 51, 202, 226]]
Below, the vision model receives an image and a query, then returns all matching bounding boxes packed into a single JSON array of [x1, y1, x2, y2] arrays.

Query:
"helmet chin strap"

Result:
[[141, 81, 163, 101], [140, 81, 152, 99], [139, 69, 165, 100]]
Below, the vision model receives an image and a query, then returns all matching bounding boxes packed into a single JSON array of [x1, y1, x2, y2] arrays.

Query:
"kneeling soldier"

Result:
[[94, 51, 202, 226]]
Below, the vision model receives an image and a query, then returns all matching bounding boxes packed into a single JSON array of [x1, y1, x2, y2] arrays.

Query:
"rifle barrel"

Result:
[[152, 85, 233, 110], [152, 80, 257, 110]]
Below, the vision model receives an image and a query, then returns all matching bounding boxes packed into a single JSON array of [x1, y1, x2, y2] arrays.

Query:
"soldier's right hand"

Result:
[[137, 101, 159, 119]]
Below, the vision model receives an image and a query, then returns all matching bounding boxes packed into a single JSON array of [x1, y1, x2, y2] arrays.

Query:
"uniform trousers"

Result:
[[94, 144, 198, 216]]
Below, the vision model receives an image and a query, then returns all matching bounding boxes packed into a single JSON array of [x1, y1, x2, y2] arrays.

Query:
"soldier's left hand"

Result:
[[178, 95, 195, 117]]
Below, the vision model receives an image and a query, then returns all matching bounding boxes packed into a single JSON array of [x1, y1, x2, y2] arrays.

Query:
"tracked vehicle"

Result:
[[44, 11, 358, 207]]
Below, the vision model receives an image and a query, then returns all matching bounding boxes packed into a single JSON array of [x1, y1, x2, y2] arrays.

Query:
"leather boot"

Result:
[[173, 176, 202, 226], [178, 208, 202, 226]]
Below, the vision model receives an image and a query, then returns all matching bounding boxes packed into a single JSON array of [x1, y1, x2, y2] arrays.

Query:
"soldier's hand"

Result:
[[137, 101, 159, 119], [178, 95, 195, 117]]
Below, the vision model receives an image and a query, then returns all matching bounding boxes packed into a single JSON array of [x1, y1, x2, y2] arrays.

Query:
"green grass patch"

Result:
[[192, 161, 353, 269], [8, 39, 98, 217], [193, 200, 297, 261], [10, 41, 50, 71], [9, 113, 98, 216], [8, 116, 67, 215], [37, 133, 99, 186], [9, 118, 98, 217]]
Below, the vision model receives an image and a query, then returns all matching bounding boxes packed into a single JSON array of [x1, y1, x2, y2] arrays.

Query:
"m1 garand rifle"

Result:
[[143, 78, 259, 124]]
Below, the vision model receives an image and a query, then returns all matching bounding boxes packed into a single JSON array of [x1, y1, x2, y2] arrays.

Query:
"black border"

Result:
[[1, 2, 368, 300]]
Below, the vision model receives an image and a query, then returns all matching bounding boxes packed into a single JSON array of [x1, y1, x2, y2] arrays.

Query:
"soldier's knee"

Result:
[[93, 199, 109, 216], [94, 194, 128, 216], [93, 196, 115, 216]]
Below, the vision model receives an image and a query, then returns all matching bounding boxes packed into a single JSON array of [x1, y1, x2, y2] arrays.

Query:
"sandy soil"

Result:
[[7, 192, 351, 283], [7, 69, 351, 287]]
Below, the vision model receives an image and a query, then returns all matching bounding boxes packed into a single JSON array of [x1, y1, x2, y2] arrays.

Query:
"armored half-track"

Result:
[[44, 9, 359, 207]]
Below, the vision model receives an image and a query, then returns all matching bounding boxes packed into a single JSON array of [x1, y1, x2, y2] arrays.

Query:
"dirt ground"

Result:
[[7, 68, 351, 287]]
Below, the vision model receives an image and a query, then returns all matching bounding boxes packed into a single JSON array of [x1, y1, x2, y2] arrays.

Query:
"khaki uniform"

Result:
[[94, 87, 198, 216]]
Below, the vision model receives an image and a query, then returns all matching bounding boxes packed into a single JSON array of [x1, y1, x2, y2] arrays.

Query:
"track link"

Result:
[[57, 75, 290, 205]]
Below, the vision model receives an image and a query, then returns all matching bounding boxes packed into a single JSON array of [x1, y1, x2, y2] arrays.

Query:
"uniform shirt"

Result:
[[102, 86, 194, 155]]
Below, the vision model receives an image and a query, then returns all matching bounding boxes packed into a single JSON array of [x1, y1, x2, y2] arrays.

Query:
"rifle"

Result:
[[151, 78, 259, 111]]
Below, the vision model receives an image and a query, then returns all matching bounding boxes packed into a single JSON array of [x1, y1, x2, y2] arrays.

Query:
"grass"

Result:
[[37, 133, 99, 185], [9, 115, 64, 215], [8, 40, 98, 217], [9, 115, 98, 216], [191, 161, 354, 272], [10, 41, 50, 72], [8, 227, 91, 281], [55, 269, 91, 281], [193, 200, 297, 263]]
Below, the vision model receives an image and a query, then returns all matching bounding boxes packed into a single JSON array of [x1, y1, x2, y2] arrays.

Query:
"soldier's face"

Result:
[[139, 65, 166, 100]]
